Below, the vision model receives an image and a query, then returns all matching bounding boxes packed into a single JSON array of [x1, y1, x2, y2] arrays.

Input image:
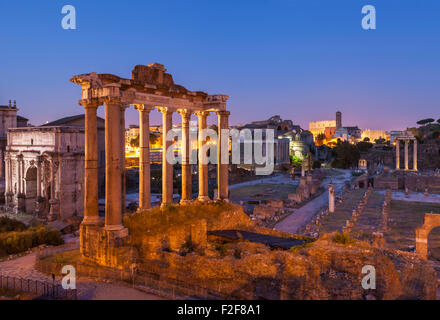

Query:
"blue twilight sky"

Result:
[[0, 0, 439, 130]]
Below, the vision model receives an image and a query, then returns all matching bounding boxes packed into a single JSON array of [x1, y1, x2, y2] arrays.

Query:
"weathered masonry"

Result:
[[71, 63, 230, 264]]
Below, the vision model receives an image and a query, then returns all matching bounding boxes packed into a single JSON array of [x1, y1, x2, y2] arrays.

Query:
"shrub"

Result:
[[179, 237, 197, 256], [0, 216, 27, 233], [233, 248, 242, 259], [333, 232, 355, 245], [215, 244, 227, 257], [0, 227, 64, 256]]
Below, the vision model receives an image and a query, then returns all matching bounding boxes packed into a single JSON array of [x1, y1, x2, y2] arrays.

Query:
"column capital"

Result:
[[215, 110, 230, 117], [177, 109, 192, 121], [79, 98, 101, 108], [195, 110, 210, 118], [134, 104, 154, 112], [157, 106, 173, 115]]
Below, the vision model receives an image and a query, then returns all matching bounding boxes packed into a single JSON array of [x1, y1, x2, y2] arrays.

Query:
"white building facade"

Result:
[[4, 126, 85, 221]]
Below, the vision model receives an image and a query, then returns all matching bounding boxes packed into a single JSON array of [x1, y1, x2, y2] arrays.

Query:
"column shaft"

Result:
[[178, 109, 192, 203], [137, 105, 152, 210], [396, 140, 400, 169], [104, 99, 123, 229], [36, 157, 42, 198], [82, 102, 100, 224], [17, 156, 22, 194], [196, 111, 210, 201], [120, 106, 126, 213], [216, 111, 230, 200], [413, 140, 418, 171], [4, 157, 9, 194], [404, 140, 409, 170], [160, 108, 173, 206], [50, 159, 56, 200]]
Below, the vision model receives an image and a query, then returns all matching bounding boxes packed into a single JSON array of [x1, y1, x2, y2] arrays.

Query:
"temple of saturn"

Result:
[[395, 131, 418, 171], [71, 63, 230, 247]]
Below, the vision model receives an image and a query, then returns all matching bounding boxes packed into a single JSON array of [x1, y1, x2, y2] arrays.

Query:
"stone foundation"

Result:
[[79, 223, 136, 269]]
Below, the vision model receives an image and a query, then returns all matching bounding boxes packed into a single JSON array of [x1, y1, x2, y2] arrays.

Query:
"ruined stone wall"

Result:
[[404, 175, 440, 194], [374, 176, 399, 190]]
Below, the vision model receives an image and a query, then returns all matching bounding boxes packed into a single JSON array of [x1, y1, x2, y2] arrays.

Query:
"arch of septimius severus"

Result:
[[71, 63, 230, 238]]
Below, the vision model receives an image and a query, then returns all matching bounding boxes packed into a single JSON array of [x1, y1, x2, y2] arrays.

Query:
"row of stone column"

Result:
[[395, 139, 417, 171], [81, 98, 230, 232]]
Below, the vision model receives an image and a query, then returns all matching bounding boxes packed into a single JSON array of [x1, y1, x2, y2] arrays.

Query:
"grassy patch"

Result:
[[333, 232, 355, 245], [386, 200, 440, 257], [41, 249, 81, 264], [229, 183, 297, 201]]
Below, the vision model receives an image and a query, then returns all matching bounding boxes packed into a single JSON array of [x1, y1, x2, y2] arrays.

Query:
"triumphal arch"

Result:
[[71, 63, 230, 265]]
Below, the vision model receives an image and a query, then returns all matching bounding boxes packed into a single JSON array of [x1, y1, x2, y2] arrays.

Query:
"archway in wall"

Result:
[[24, 166, 37, 214], [416, 213, 440, 259], [427, 226, 440, 261]]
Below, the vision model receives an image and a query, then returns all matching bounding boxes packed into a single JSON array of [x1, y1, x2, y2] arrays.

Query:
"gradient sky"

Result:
[[0, 0, 439, 130]]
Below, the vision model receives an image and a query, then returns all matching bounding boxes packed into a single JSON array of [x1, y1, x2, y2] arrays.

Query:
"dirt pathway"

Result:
[[275, 169, 352, 234]]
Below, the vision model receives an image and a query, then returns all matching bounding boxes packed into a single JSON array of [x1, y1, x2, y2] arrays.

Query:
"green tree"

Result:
[[356, 141, 373, 152], [332, 141, 360, 169], [130, 136, 139, 148], [290, 155, 302, 167], [417, 118, 435, 125], [315, 133, 326, 145]]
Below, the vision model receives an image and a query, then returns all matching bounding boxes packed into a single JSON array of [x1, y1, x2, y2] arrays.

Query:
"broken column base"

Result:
[[34, 197, 46, 216], [80, 223, 136, 269]]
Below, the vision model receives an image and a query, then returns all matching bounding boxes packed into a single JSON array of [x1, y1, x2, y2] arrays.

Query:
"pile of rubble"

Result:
[[287, 175, 322, 204]]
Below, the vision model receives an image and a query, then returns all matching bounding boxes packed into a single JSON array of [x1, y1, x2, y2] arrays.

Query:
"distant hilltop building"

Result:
[[309, 111, 362, 143], [309, 119, 336, 138], [361, 129, 389, 142]]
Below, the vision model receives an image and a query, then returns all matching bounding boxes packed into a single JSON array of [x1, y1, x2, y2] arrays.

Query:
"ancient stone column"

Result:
[[196, 111, 210, 202], [4, 156, 9, 195], [178, 109, 192, 204], [216, 111, 230, 201], [395, 140, 400, 169], [413, 139, 418, 171], [80, 99, 100, 225], [120, 104, 127, 213], [404, 140, 409, 170], [36, 156, 42, 198], [328, 184, 335, 213], [158, 107, 174, 206], [48, 157, 59, 220], [136, 104, 152, 210], [17, 155, 22, 194], [104, 98, 124, 230]]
